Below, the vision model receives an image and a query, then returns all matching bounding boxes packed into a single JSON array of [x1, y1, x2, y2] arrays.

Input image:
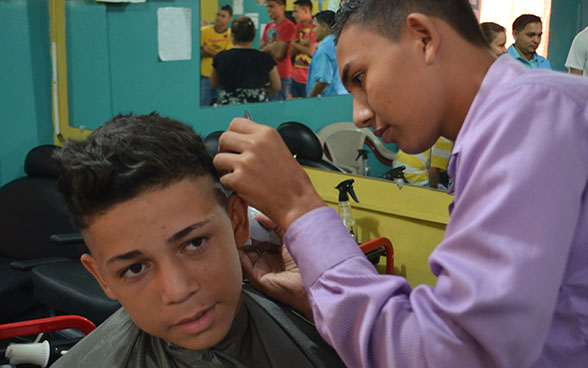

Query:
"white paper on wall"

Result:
[[157, 7, 192, 62], [233, 0, 244, 15]]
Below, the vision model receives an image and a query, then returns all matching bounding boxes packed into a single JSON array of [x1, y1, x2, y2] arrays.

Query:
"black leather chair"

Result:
[[277, 122, 347, 173], [0, 145, 87, 323], [0, 145, 120, 325]]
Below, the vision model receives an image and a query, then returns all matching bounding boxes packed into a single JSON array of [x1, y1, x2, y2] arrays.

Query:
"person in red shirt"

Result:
[[260, 0, 297, 101], [289, 0, 317, 98]]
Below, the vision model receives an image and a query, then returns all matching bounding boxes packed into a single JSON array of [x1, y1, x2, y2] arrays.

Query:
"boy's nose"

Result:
[[353, 96, 374, 129], [159, 262, 200, 305]]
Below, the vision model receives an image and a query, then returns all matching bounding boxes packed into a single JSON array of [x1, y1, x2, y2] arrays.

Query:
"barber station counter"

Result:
[[305, 168, 453, 288]]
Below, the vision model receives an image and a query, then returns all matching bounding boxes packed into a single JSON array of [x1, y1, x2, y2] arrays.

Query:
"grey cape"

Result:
[[50, 286, 345, 367]]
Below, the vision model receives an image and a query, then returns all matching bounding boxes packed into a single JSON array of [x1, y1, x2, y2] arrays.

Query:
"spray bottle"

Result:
[[355, 149, 370, 176], [335, 179, 360, 242]]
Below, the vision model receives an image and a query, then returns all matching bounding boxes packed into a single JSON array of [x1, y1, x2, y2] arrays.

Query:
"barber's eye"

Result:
[[120, 263, 146, 279], [353, 73, 364, 87], [184, 237, 207, 251]]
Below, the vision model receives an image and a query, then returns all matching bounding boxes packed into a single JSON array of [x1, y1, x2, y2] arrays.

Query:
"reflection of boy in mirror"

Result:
[[50, 114, 344, 367], [306, 11, 348, 98], [289, 0, 317, 98], [201, 5, 233, 106], [260, 0, 297, 101]]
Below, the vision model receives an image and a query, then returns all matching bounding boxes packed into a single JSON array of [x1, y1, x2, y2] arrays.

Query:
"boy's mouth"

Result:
[[174, 305, 215, 335]]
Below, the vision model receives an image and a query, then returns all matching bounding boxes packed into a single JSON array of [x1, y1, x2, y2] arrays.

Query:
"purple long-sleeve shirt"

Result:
[[286, 56, 588, 367]]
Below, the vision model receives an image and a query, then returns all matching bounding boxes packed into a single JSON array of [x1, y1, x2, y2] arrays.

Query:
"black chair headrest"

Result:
[[24, 145, 60, 178], [277, 122, 323, 161], [204, 130, 224, 157]]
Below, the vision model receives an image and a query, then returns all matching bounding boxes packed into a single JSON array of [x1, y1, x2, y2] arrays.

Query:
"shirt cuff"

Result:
[[285, 206, 364, 286]]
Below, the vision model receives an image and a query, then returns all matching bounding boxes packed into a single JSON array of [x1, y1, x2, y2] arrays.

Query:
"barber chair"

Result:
[[0, 145, 86, 323], [277, 122, 347, 173], [0, 145, 119, 326], [204, 130, 224, 157]]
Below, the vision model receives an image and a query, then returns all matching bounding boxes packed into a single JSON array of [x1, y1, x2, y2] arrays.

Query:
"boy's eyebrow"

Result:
[[105, 220, 211, 266], [166, 219, 211, 244]]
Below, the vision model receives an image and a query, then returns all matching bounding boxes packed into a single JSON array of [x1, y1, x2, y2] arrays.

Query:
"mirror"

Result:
[[199, 0, 348, 107]]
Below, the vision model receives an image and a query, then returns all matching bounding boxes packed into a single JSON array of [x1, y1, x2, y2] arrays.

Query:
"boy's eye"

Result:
[[184, 237, 207, 251], [120, 263, 146, 279]]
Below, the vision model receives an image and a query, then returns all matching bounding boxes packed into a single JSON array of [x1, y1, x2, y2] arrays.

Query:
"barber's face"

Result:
[[513, 22, 542, 54], [81, 177, 249, 350], [490, 31, 507, 56], [337, 24, 443, 154]]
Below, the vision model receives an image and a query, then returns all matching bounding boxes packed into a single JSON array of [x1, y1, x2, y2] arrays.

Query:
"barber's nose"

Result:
[[159, 261, 199, 305], [353, 95, 374, 129]]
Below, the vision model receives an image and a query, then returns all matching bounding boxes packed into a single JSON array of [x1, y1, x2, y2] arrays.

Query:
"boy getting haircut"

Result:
[[51, 113, 343, 367]]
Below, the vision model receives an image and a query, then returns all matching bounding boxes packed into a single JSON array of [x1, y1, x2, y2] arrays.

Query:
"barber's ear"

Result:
[[227, 194, 250, 248], [406, 13, 440, 65], [80, 253, 118, 301]]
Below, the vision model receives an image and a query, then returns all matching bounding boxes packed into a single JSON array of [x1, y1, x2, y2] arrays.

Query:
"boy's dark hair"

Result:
[[220, 5, 233, 17], [268, 0, 286, 6], [333, 0, 487, 48], [53, 113, 225, 231], [232, 16, 256, 43], [480, 22, 505, 44], [512, 14, 541, 32], [315, 10, 336, 28], [294, 0, 313, 12]]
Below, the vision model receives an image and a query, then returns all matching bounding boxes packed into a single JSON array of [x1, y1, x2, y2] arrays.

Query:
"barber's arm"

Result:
[[209, 67, 222, 89]]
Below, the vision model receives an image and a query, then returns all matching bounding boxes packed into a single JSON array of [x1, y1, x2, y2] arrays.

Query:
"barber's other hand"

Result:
[[239, 240, 312, 321], [214, 118, 326, 232]]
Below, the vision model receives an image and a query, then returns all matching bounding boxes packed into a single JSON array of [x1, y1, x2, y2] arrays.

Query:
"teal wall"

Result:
[[0, 0, 54, 186], [548, 0, 588, 72], [2, 0, 587, 185]]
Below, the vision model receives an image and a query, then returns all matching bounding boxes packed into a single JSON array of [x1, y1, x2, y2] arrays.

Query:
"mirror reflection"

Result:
[[200, 0, 349, 107]]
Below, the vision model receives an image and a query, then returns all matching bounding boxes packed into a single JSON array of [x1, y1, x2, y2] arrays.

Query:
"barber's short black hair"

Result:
[[333, 0, 487, 48], [53, 113, 225, 230], [512, 14, 541, 32], [232, 16, 256, 43], [294, 0, 313, 12], [315, 10, 336, 28], [220, 5, 233, 17], [480, 22, 505, 44]]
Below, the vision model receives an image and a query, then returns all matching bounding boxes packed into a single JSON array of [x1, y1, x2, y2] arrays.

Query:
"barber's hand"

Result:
[[214, 118, 326, 232], [239, 240, 313, 321]]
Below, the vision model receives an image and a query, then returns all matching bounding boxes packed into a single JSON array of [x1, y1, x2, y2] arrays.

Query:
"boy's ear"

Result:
[[227, 194, 250, 248], [80, 253, 118, 301]]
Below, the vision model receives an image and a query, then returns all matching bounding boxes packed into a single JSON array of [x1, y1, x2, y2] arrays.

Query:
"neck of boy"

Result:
[[215, 24, 227, 33], [514, 43, 533, 61]]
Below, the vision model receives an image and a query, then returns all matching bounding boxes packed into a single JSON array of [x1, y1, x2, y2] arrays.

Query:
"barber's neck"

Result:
[[233, 42, 253, 49]]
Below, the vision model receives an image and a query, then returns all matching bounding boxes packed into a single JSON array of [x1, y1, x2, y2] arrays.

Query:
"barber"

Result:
[[214, 0, 588, 366]]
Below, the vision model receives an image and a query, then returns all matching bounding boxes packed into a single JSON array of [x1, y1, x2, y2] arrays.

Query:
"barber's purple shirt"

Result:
[[286, 56, 588, 367]]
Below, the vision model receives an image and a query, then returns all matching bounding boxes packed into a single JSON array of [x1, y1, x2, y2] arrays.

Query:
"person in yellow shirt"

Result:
[[201, 5, 233, 106], [392, 137, 453, 189]]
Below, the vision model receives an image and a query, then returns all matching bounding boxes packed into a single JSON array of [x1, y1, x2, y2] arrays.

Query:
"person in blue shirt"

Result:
[[507, 14, 551, 69], [306, 11, 349, 97]]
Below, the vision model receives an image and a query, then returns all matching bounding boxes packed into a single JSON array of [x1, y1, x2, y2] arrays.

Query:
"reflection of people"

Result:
[[289, 0, 317, 98], [211, 17, 280, 105], [214, 0, 588, 367], [566, 26, 588, 76], [507, 14, 551, 69], [392, 137, 453, 189], [200, 5, 233, 106], [306, 11, 348, 98], [480, 22, 507, 56], [51, 113, 344, 368], [260, 0, 297, 101]]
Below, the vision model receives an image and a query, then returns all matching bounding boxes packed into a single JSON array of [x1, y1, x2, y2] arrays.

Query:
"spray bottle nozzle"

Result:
[[336, 179, 359, 203], [355, 149, 369, 161]]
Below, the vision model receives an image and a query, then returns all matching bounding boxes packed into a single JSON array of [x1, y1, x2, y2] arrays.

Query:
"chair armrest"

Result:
[[10, 257, 71, 271], [359, 237, 394, 274]]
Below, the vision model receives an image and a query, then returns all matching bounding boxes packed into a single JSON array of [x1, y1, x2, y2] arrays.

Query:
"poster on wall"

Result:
[[233, 0, 244, 15], [157, 7, 192, 62]]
